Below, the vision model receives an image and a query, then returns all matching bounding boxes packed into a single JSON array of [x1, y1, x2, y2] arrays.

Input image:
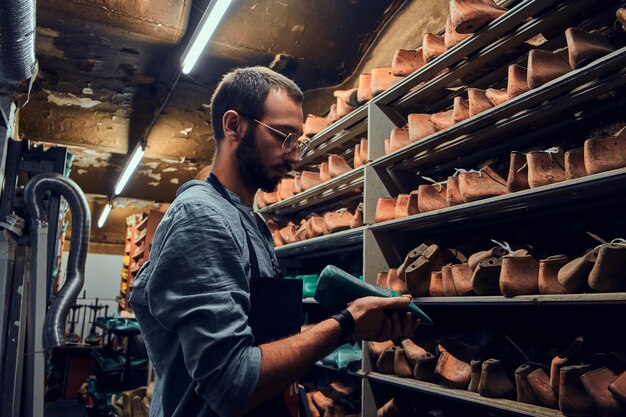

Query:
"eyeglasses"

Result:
[[238, 112, 310, 157]]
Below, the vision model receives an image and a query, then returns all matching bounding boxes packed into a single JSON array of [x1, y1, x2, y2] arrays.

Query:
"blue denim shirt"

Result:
[[130, 180, 279, 417]]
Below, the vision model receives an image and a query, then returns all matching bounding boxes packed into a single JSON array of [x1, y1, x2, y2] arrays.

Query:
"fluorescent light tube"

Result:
[[114, 144, 145, 195], [181, 0, 234, 74], [98, 203, 112, 228]]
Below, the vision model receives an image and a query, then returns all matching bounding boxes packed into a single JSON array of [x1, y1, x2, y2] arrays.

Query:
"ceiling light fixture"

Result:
[[114, 143, 145, 195], [97, 202, 112, 228], [181, 0, 234, 74]]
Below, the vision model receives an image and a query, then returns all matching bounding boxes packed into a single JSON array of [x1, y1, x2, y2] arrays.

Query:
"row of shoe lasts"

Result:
[[369, 336, 626, 416], [269, 204, 363, 247], [378, 238, 626, 298], [256, 152, 363, 209], [375, 125, 626, 223], [303, 0, 508, 138], [110, 383, 152, 417], [305, 381, 360, 417], [385, 26, 617, 155]]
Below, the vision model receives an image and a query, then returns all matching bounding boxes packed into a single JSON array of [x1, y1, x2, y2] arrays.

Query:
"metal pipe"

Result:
[[24, 173, 91, 348], [0, 0, 37, 82]]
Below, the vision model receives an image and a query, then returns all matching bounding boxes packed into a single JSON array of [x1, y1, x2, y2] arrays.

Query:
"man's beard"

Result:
[[236, 129, 286, 192]]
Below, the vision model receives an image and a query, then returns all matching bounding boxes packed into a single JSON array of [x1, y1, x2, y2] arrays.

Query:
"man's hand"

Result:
[[346, 296, 420, 341]]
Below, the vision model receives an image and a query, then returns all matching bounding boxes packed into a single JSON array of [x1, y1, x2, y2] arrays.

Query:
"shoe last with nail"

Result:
[[429, 271, 445, 297], [609, 371, 626, 404], [471, 256, 503, 295], [375, 197, 397, 223], [388, 126, 411, 153], [301, 171, 322, 191], [526, 147, 566, 188], [478, 358, 516, 399], [408, 113, 438, 142], [516, 364, 540, 404], [256, 192, 267, 209], [450, 0, 507, 34], [441, 265, 460, 296], [320, 162, 330, 182], [353, 143, 363, 168], [559, 365, 595, 417], [527, 49, 571, 89], [304, 114, 331, 137], [278, 177, 295, 200], [371, 68, 404, 96], [550, 336, 586, 396], [527, 367, 559, 409], [262, 190, 278, 206], [323, 210, 352, 234], [394, 347, 414, 378], [500, 254, 539, 297], [376, 271, 389, 289], [328, 155, 352, 178], [458, 166, 508, 202], [376, 347, 397, 374], [279, 222, 297, 245], [349, 203, 363, 229], [444, 16, 472, 47], [334, 88, 359, 108], [507, 64, 529, 99], [539, 255, 571, 294], [431, 109, 454, 130], [395, 193, 419, 218], [565, 148, 587, 180], [468, 360, 483, 393], [565, 27, 615, 69], [580, 367, 624, 417], [485, 88, 508, 106], [583, 128, 626, 175], [468, 88, 493, 117], [405, 245, 446, 297], [387, 268, 408, 294], [357, 73, 372, 104], [359, 138, 368, 163], [435, 345, 471, 388], [414, 352, 438, 382], [417, 183, 448, 213], [307, 216, 327, 238], [401, 339, 429, 364], [391, 48, 426, 77], [422, 33, 447, 62], [446, 175, 464, 206], [398, 243, 430, 278], [452, 96, 470, 124], [507, 151, 530, 192], [368, 340, 394, 359], [558, 248, 598, 292], [468, 246, 507, 272], [588, 242, 626, 292], [450, 263, 474, 295], [335, 96, 356, 119]]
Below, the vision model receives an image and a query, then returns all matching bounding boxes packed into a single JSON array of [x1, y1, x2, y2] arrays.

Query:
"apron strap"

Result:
[[207, 173, 262, 277]]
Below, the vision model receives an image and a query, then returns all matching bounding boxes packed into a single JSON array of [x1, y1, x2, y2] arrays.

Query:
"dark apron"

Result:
[[207, 174, 302, 417]]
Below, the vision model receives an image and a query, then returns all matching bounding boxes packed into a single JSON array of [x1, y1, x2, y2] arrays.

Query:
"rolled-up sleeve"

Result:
[[144, 200, 261, 417]]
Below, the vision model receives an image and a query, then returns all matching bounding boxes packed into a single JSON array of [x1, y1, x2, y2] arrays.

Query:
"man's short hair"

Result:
[[210, 66, 303, 147]]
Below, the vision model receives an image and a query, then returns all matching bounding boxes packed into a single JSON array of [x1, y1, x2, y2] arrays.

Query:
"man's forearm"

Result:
[[242, 318, 342, 413]]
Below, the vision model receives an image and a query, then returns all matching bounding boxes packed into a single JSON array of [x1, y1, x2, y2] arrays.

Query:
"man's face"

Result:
[[236, 89, 303, 192]]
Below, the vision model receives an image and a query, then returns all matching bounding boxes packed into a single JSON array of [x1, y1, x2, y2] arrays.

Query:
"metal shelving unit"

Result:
[[260, 1, 626, 416]]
